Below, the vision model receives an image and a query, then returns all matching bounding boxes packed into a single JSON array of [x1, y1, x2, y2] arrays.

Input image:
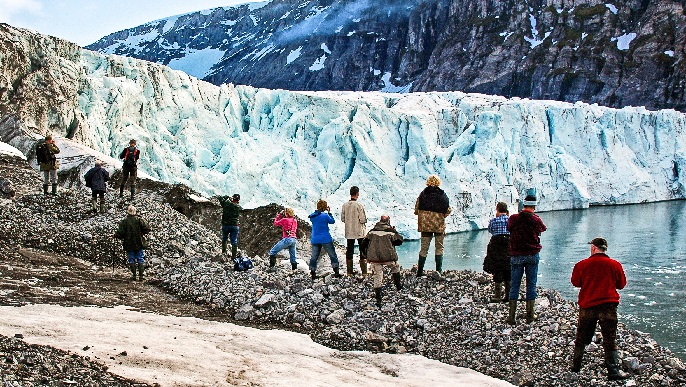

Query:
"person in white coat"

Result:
[[340, 186, 368, 275]]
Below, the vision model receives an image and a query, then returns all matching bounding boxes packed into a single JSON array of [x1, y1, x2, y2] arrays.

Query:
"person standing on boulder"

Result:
[[218, 194, 242, 260], [83, 160, 110, 214], [414, 175, 451, 276], [362, 215, 404, 307], [114, 205, 151, 281], [483, 202, 511, 303], [268, 207, 298, 272], [506, 190, 546, 325], [340, 186, 368, 276], [570, 237, 629, 380], [119, 139, 140, 200], [35, 135, 60, 195], [308, 199, 341, 279]]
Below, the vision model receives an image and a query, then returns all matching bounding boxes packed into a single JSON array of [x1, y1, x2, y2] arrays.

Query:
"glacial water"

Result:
[[395, 200, 686, 360]]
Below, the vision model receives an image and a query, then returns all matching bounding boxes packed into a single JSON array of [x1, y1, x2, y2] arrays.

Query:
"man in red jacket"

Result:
[[570, 237, 629, 381]]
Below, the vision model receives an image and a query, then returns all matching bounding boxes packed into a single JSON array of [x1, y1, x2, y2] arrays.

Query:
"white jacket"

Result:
[[340, 199, 367, 239]]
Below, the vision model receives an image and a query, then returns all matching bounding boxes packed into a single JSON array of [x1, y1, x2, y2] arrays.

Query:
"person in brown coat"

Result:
[[414, 175, 451, 276], [361, 215, 404, 307], [35, 135, 60, 195]]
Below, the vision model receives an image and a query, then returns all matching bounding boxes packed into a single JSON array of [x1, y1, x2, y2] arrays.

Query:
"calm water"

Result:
[[396, 200, 686, 360]]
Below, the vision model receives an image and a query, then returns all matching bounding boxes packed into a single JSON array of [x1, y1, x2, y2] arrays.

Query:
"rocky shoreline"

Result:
[[1, 153, 685, 386]]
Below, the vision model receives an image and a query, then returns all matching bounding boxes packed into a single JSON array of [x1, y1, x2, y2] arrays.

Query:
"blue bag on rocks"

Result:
[[233, 256, 253, 271]]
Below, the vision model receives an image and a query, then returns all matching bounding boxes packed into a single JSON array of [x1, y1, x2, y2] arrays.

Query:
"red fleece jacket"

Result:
[[571, 253, 627, 308]]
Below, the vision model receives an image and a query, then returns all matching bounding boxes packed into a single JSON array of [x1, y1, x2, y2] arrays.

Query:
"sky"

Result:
[[0, 0, 253, 46]]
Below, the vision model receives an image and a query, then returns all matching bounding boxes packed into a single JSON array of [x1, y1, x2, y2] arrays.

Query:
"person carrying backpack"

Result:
[[119, 139, 140, 200], [35, 135, 60, 195], [83, 160, 110, 214], [217, 194, 242, 259], [114, 205, 151, 281]]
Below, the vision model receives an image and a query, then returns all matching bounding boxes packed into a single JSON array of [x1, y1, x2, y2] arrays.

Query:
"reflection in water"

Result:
[[396, 200, 686, 360]]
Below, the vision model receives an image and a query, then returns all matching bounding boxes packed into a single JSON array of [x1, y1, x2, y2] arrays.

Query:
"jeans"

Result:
[[269, 237, 297, 263], [127, 250, 145, 264], [509, 253, 539, 301], [221, 225, 240, 245], [309, 242, 339, 272]]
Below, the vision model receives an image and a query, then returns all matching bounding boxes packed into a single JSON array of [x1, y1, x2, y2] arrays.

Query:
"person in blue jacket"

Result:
[[308, 199, 342, 279]]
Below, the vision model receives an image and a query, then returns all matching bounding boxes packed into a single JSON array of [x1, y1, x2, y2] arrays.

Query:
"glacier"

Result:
[[1, 24, 685, 239]]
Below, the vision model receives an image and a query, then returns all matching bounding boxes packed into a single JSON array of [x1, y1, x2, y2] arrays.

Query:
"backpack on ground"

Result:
[[35, 142, 50, 164], [233, 256, 254, 271]]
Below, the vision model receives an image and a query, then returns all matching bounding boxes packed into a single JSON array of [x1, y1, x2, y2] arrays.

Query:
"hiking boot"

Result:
[[416, 255, 426, 277], [359, 258, 368, 275], [606, 351, 629, 380], [231, 244, 238, 260], [392, 272, 403, 290], [91, 198, 98, 213], [333, 267, 343, 278], [268, 255, 277, 272], [310, 270, 316, 280], [435, 255, 443, 273], [51, 183, 57, 195], [571, 344, 584, 373], [526, 300, 537, 323], [43, 184, 48, 195], [346, 258, 354, 276], [490, 282, 503, 303], [99, 197, 106, 213], [503, 281, 511, 302], [291, 262, 297, 271], [373, 287, 382, 307], [506, 300, 517, 325]]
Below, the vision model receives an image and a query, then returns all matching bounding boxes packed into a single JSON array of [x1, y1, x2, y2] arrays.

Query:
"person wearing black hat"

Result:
[[217, 193, 242, 259], [506, 189, 546, 325], [570, 237, 629, 380]]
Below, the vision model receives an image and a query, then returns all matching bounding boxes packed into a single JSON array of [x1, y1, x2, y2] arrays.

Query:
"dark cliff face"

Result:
[[86, 0, 686, 111]]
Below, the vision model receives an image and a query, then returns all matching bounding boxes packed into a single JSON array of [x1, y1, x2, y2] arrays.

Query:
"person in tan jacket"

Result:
[[361, 215, 403, 307], [340, 186, 368, 275], [414, 175, 451, 276]]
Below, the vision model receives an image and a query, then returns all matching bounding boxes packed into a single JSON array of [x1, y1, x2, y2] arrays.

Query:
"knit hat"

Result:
[[232, 194, 240, 202], [522, 188, 537, 206]]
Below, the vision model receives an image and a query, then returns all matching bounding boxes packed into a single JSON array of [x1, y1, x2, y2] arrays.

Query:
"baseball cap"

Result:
[[588, 237, 608, 249]]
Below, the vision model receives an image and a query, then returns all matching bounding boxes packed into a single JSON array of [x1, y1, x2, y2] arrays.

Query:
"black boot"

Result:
[[360, 258, 368, 276], [526, 300, 537, 323], [91, 198, 98, 213], [119, 186, 124, 198], [128, 263, 137, 281], [373, 287, 382, 307], [268, 255, 277, 272], [571, 344, 585, 372], [129, 186, 135, 201], [346, 259, 354, 276], [221, 240, 227, 254], [392, 272, 403, 290], [416, 255, 426, 277], [231, 244, 238, 260], [137, 262, 145, 281], [43, 184, 48, 195], [51, 183, 57, 195], [606, 351, 629, 380], [291, 262, 297, 271], [503, 281, 511, 302], [490, 282, 503, 303], [310, 270, 316, 280], [99, 197, 106, 214], [435, 255, 443, 273], [507, 300, 517, 325], [333, 267, 342, 278]]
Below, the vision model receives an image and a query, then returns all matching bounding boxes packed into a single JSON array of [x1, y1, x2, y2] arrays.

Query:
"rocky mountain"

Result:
[[86, 0, 686, 112]]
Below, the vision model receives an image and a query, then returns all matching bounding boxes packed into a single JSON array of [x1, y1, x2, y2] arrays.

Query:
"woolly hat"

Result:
[[522, 188, 537, 206]]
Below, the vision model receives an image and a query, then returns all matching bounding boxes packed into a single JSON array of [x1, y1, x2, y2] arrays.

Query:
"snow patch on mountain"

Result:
[[613, 32, 636, 50], [167, 48, 225, 79]]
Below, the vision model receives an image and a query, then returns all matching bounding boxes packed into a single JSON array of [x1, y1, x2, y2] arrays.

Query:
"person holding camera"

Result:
[[268, 207, 298, 272], [35, 135, 60, 195], [361, 215, 404, 307], [308, 199, 341, 279]]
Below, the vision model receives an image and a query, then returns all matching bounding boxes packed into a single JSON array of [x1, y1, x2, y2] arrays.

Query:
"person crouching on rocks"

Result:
[[414, 174, 451, 276], [483, 202, 511, 303], [308, 199, 342, 279], [362, 215, 404, 307], [35, 135, 60, 195], [114, 205, 151, 281], [571, 237, 629, 381], [83, 160, 110, 214], [268, 207, 298, 272]]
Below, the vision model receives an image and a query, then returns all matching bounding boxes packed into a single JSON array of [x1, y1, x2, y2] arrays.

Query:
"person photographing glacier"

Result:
[[217, 193, 242, 260], [268, 207, 298, 272], [308, 199, 341, 279], [35, 135, 60, 195], [414, 175, 452, 276], [340, 185, 368, 276], [361, 215, 404, 307]]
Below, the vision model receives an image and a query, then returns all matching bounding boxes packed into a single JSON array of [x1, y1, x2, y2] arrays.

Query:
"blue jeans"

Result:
[[509, 253, 539, 301], [309, 242, 339, 272], [269, 238, 297, 263], [221, 225, 239, 245], [127, 250, 145, 264]]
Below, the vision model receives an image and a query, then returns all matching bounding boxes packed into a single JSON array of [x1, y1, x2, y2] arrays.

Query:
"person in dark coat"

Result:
[[483, 202, 511, 302], [119, 139, 140, 200], [36, 135, 60, 195], [218, 193, 242, 259], [362, 215, 404, 307], [83, 160, 110, 214], [114, 205, 151, 281], [414, 174, 452, 276]]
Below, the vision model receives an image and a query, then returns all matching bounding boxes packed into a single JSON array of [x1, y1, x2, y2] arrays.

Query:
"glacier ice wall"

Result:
[[1, 24, 685, 238]]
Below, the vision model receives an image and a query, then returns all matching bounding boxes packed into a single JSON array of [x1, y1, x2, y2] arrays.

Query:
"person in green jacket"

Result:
[[114, 205, 151, 281], [218, 193, 242, 259]]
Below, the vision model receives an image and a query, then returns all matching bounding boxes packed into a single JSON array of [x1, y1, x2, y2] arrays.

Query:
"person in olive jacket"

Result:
[[115, 205, 151, 281], [414, 174, 452, 276], [362, 215, 404, 307], [218, 193, 242, 259], [36, 135, 60, 195]]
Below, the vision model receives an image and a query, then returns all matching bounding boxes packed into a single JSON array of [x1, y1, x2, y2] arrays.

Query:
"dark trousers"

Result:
[[575, 303, 619, 354], [346, 238, 365, 261], [91, 190, 105, 199], [120, 166, 137, 188]]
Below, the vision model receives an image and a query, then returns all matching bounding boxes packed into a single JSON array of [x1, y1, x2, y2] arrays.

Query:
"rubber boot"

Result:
[[51, 183, 57, 195], [346, 259, 354, 276], [91, 198, 98, 213], [526, 300, 537, 323], [43, 184, 49, 195], [360, 258, 368, 275], [310, 270, 316, 280], [291, 262, 297, 271], [373, 287, 382, 307], [128, 263, 137, 281], [99, 197, 106, 214], [268, 255, 277, 272], [221, 240, 228, 254], [333, 267, 342, 278], [137, 262, 145, 281], [571, 344, 585, 373], [416, 255, 426, 277], [606, 351, 629, 380], [506, 300, 517, 325], [231, 244, 238, 260], [503, 281, 511, 302], [435, 255, 443, 273], [119, 186, 124, 198], [129, 185, 135, 201], [490, 282, 503, 303], [392, 272, 403, 290]]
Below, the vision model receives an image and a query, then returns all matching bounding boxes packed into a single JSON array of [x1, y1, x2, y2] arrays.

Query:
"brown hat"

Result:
[[588, 237, 608, 249]]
